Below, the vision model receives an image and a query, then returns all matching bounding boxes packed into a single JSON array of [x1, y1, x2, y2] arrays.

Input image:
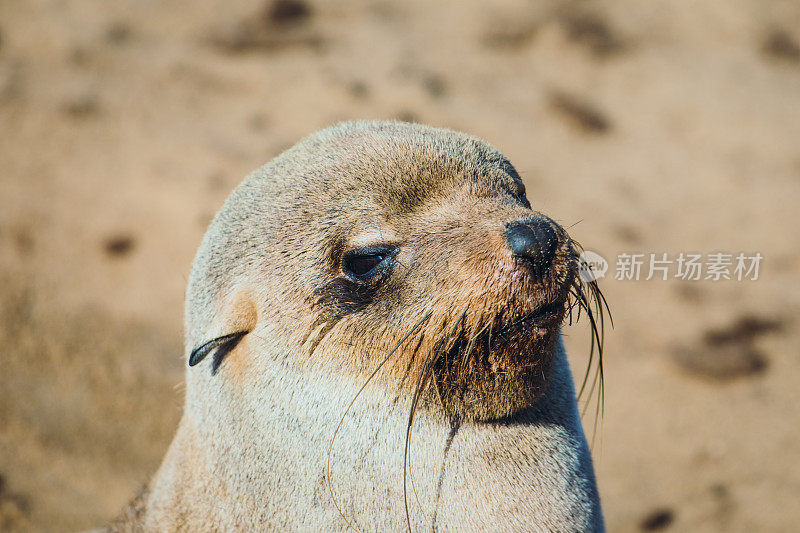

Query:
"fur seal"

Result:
[[111, 121, 608, 532]]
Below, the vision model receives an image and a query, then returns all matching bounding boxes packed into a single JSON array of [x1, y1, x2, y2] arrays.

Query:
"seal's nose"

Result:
[[504, 218, 559, 278]]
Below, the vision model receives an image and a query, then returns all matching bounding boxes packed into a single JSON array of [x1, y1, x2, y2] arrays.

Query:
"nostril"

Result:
[[504, 219, 559, 278]]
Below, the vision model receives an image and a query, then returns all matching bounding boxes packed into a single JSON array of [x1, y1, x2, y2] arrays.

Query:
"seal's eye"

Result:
[[347, 254, 383, 276], [342, 246, 397, 281]]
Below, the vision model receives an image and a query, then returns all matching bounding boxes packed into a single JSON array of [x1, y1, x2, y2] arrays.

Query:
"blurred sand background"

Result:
[[1, 0, 799, 531]]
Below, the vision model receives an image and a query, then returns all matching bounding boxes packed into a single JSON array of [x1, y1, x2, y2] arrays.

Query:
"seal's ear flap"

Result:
[[189, 331, 249, 375]]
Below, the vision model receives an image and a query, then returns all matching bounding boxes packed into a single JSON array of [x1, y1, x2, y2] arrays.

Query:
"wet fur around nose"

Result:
[[111, 121, 605, 532]]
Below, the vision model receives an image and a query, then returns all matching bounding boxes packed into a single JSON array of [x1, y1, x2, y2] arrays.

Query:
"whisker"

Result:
[[458, 322, 489, 377], [406, 367, 433, 531], [571, 286, 594, 401], [328, 310, 433, 532], [564, 243, 611, 453], [566, 219, 584, 229], [404, 307, 468, 532]]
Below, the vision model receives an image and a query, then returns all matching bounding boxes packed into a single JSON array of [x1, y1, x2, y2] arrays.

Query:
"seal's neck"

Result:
[[139, 338, 603, 531]]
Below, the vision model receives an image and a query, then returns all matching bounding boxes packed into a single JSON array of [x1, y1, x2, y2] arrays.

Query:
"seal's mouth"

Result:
[[420, 244, 609, 423], [427, 294, 569, 422], [495, 300, 566, 334]]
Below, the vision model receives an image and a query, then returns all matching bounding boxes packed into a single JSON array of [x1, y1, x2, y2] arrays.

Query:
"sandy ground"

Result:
[[1, 0, 799, 531]]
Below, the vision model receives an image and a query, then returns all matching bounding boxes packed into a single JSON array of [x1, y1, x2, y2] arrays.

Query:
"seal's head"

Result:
[[186, 121, 598, 423]]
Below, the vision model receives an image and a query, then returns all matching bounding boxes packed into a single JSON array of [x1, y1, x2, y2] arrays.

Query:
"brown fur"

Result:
[[111, 121, 604, 531]]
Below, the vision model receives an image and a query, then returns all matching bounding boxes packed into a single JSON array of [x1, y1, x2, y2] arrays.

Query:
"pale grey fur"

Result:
[[116, 121, 604, 532]]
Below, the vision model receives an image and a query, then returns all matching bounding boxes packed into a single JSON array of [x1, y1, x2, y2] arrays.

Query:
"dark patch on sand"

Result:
[[704, 315, 784, 346], [671, 315, 785, 381], [483, 23, 538, 50], [63, 93, 101, 118], [615, 224, 643, 245], [762, 28, 800, 62], [395, 110, 419, 123], [674, 283, 703, 304], [8, 226, 35, 255], [209, 0, 322, 54], [639, 507, 674, 531], [103, 235, 135, 257], [105, 22, 132, 45], [422, 73, 447, 98], [549, 91, 611, 134], [348, 80, 369, 100], [0, 474, 31, 531], [266, 0, 312, 25], [560, 12, 625, 57]]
